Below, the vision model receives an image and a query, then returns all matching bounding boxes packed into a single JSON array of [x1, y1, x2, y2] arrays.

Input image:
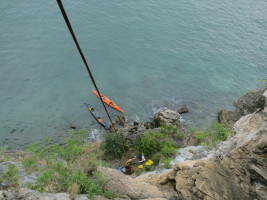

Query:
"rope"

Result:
[[56, 0, 116, 131]]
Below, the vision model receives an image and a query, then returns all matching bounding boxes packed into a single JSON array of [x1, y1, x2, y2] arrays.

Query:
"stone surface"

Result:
[[177, 105, 189, 114], [154, 108, 180, 126], [233, 88, 266, 120], [217, 109, 234, 124], [97, 167, 166, 199], [0, 191, 7, 200], [171, 91, 267, 200], [3, 188, 90, 200], [170, 146, 212, 166], [0, 161, 37, 188]]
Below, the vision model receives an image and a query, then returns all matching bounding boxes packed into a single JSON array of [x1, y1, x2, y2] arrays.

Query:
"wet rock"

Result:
[[144, 122, 155, 129], [115, 115, 126, 126], [218, 109, 234, 124], [154, 108, 180, 127], [177, 105, 189, 114], [133, 121, 139, 126], [233, 88, 266, 120], [70, 125, 77, 129]]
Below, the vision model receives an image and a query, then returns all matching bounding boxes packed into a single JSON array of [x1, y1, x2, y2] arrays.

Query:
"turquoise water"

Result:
[[1, 1, 266, 148]]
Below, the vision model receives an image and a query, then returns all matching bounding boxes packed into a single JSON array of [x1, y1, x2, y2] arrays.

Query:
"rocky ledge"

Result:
[[97, 89, 267, 200]]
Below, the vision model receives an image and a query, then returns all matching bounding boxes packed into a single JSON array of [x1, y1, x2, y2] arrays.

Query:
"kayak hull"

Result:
[[92, 90, 124, 113], [85, 103, 110, 130]]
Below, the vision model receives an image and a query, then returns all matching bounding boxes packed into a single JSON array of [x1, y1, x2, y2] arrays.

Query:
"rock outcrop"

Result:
[[233, 88, 266, 120], [154, 108, 180, 127], [217, 109, 234, 124], [98, 90, 267, 200]]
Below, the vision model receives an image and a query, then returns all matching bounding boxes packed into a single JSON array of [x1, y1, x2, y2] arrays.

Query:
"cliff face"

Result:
[[99, 90, 267, 200]]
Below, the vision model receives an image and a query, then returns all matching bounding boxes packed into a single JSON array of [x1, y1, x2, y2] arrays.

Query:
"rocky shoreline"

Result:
[[0, 88, 266, 200]]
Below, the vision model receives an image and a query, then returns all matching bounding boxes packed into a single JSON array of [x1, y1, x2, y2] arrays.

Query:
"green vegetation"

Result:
[[0, 146, 9, 163], [101, 132, 129, 160], [159, 124, 185, 138], [21, 129, 113, 199], [134, 131, 178, 169], [134, 132, 161, 156], [100, 126, 180, 172], [0, 121, 233, 198], [193, 122, 232, 147], [0, 164, 19, 188]]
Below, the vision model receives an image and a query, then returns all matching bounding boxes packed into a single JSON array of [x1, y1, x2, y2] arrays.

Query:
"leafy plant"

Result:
[[160, 142, 177, 157], [135, 132, 161, 156], [101, 132, 129, 160]]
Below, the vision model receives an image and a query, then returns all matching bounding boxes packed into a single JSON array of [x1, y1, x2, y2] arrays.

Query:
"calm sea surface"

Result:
[[1, 0, 266, 148]]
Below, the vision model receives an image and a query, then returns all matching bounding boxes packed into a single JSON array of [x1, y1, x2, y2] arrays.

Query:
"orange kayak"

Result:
[[92, 90, 124, 113]]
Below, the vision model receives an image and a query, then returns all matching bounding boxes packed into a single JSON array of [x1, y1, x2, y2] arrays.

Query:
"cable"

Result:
[[56, 0, 115, 131]]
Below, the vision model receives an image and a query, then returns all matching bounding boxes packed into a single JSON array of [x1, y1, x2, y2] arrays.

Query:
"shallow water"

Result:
[[0, 0, 266, 148]]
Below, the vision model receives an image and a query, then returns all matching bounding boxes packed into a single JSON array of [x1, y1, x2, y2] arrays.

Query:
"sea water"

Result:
[[0, 0, 266, 148]]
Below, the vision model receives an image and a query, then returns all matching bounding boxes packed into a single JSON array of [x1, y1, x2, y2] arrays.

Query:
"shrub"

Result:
[[194, 131, 206, 141], [160, 142, 177, 157], [135, 132, 161, 156], [209, 122, 230, 141], [101, 132, 129, 160]]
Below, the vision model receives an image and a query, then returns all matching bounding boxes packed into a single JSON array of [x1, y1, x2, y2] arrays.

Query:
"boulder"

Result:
[[217, 109, 234, 124], [154, 108, 180, 127], [97, 167, 166, 199], [177, 105, 189, 114], [233, 89, 266, 120]]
